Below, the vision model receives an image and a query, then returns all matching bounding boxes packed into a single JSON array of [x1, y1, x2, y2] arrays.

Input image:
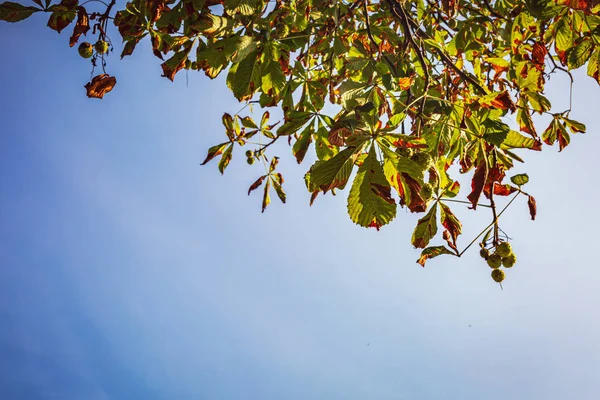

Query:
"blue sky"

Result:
[[1, 10, 600, 400]]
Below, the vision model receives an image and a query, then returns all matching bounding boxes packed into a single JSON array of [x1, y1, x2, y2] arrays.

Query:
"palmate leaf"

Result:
[[347, 144, 397, 229]]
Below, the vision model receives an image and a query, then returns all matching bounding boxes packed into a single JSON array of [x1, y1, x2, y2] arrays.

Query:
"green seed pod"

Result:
[[78, 42, 93, 59], [487, 254, 502, 269], [245, 150, 253, 158], [246, 157, 255, 165], [502, 253, 517, 268], [95, 40, 109, 55], [491, 269, 505, 283], [411, 151, 433, 169], [480, 248, 490, 260], [396, 147, 414, 158], [496, 242, 512, 257], [191, 61, 198, 70]]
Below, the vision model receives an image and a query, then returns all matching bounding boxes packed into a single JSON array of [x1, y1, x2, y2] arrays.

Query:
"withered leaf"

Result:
[[528, 195, 537, 220], [84, 74, 116, 99], [69, 6, 89, 47]]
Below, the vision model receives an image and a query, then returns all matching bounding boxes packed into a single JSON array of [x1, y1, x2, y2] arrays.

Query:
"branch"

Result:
[[363, 1, 399, 77]]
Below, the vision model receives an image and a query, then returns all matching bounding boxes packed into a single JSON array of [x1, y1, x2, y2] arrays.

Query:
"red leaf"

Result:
[[531, 42, 547, 66], [481, 91, 516, 112], [84, 74, 116, 99], [440, 203, 462, 248], [69, 6, 89, 47], [528, 195, 537, 220], [467, 161, 488, 209], [248, 175, 266, 195], [397, 173, 426, 213], [145, 0, 167, 23], [443, 230, 458, 253]]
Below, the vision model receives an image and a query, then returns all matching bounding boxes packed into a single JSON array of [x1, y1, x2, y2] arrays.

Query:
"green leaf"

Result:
[[192, 0, 206, 11], [47, 0, 77, 33], [502, 130, 542, 151], [412, 203, 438, 249], [224, 0, 263, 16], [262, 176, 271, 212], [261, 60, 286, 95], [201, 142, 230, 165], [561, 116, 586, 133], [218, 144, 234, 174], [567, 38, 595, 69], [482, 119, 510, 146], [510, 173, 529, 186], [525, 92, 552, 113], [305, 146, 362, 193], [0, 2, 41, 22], [226, 50, 261, 101], [587, 48, 600, 84], [271, 174, 286, 203], [555, 15, 574, 51], [230, 36, 258, 63], [417, 246, 455, 267], [347, 145, 397, 229], [292, 123, 313, 164]]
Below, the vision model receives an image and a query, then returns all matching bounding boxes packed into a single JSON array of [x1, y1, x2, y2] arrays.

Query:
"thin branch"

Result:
[[458, 192, 521, 257], [363, 1, 399, 77]]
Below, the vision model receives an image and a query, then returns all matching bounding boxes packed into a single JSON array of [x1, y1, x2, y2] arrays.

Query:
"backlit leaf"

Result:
[[347, 145, 397, 229]]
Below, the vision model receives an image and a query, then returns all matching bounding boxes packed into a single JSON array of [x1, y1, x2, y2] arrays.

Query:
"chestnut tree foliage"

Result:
[[3, 0, 600, 278]]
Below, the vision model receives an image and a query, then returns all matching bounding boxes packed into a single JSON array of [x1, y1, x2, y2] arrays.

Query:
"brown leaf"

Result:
[[84, 74, 116, 99], [483, 91, 516, 112], [443, 230, 458, 253], [397, 172, 427, 213], [69, 6, 89, 47], [531, 42, 547, 65], [467, 161, 488, 209], [248, 175, 266, 195], [440, 203, 462, 248], [145, 0, 167, 23], [528, 195, 537, 220]]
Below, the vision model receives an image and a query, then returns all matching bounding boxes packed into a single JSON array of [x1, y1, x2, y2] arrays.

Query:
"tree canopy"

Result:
[[2, 0, 600, 280]]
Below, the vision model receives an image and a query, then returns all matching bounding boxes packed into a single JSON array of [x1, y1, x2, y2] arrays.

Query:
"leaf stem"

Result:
[[457, 192, 521, 257]]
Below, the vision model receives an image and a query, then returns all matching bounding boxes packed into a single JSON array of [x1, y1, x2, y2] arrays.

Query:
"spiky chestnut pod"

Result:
[[78, 42, 93, 58], [411, 151, 433, 169], [496, 242, 512, 257], [480, 248, 490, 260], [396, 147, 414, 158], [502, 253, 516, 268], [487, 254, 502, 269], [420, 183, 434, 200], [245, 150, 253, 158], [246, 157, 255, 165], [95, 40, 109, 54], [491, 269, 505, 283]]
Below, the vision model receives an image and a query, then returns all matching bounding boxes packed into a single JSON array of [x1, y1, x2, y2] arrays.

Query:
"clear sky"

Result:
[[1, 10, 599, 400]]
